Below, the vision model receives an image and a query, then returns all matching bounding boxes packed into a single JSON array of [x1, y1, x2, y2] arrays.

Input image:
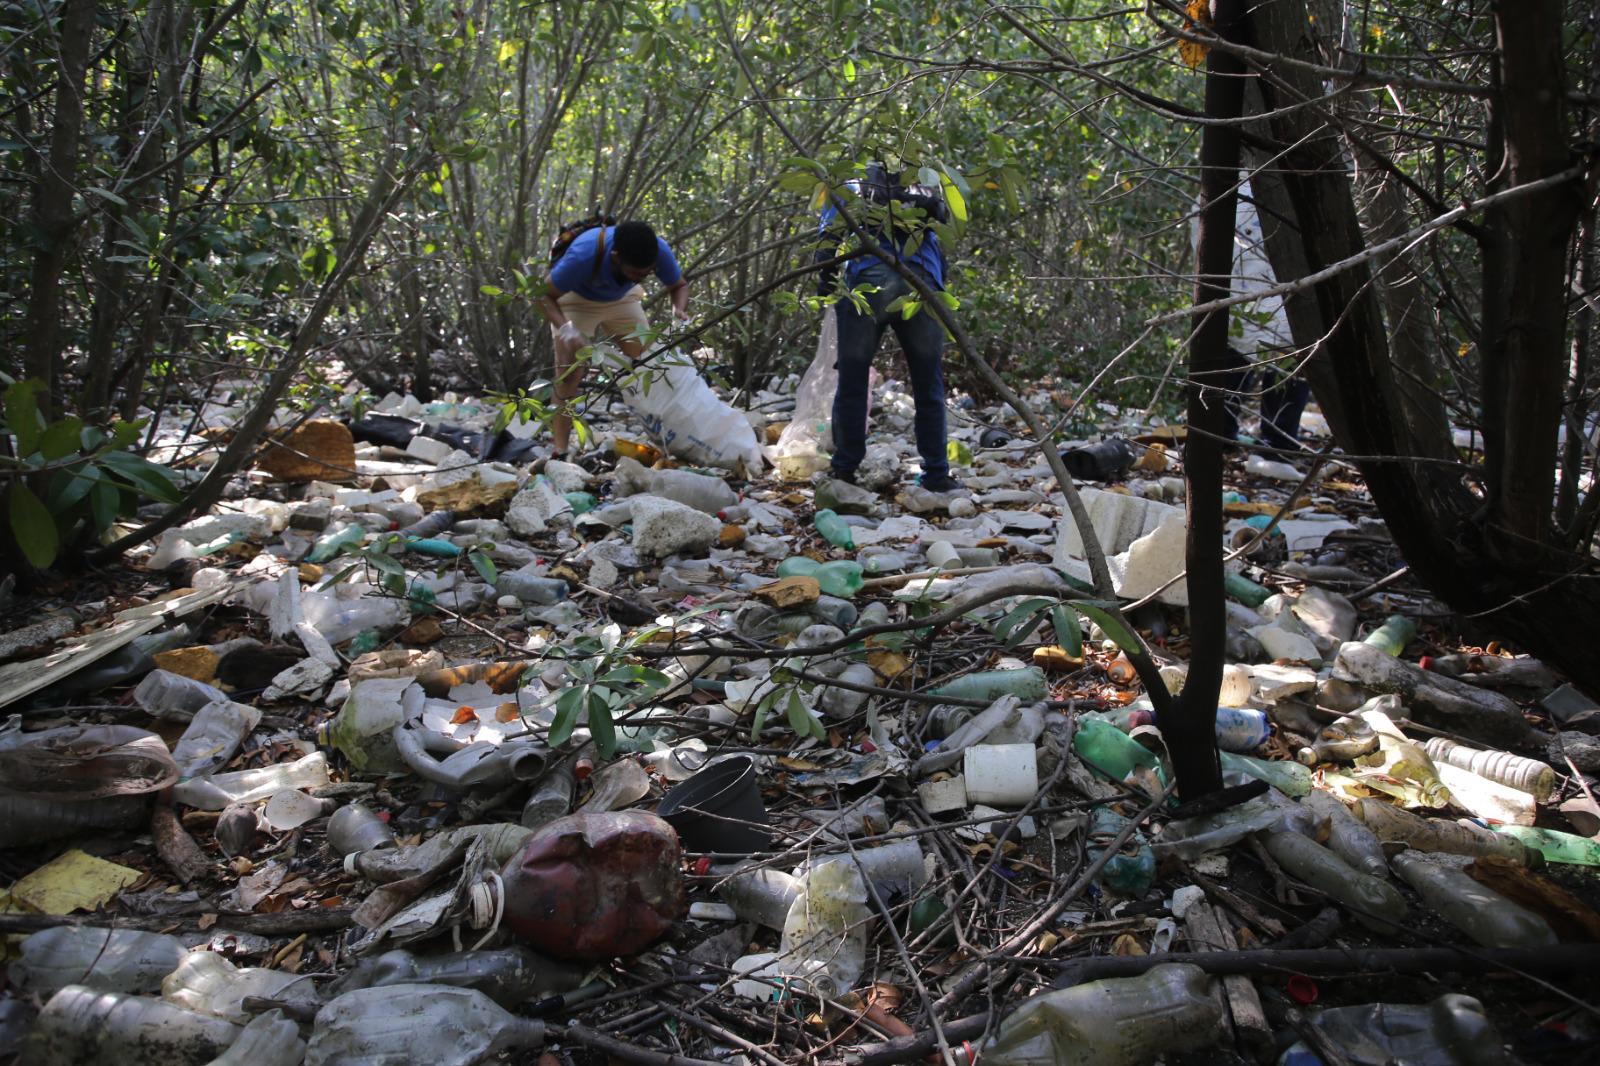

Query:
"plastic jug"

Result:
[[980, 963, 1227, 1066], [23, 985, 241, 1066], [1260, 829, 1409, 931], [1390, 852, 1558, 948], [306, 984, 546, 1066], [7, 927, 187, 996]]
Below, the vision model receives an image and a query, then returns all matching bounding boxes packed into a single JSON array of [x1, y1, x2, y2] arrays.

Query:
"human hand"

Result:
[[672, 307, 691, 325], [556, 320, 583, 347]]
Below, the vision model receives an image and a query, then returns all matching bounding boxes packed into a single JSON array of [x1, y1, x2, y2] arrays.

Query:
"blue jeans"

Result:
[[830, 261, 949, 479]]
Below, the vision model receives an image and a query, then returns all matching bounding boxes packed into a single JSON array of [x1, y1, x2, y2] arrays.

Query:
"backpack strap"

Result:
[[592, 224, 607, 282]]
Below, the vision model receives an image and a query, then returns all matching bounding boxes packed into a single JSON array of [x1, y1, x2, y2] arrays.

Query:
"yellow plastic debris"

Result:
[[10, 849, 142, 914]]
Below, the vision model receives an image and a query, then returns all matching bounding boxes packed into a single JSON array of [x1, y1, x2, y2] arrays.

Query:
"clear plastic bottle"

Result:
[[807, 594, 859, 628], [347, 823, 532, 883], [1390, 852, 1558, 948], [1182, 706, 1270, 752], [23, 985, 241, 1066], [495, 572, 568, 605], [1285, 993, 1508, 1066], [172, 751, 331, 811], [319, 677, 424, 773], [326, 946, 585, 1008], [521, 761, 575, 828], [206, 1009, 305, 1066], [776, 556, 865, 598], [306, 985, 546, 1066], [1219, 751, 1312, 797], [813, 508, 856, 549], [819, 663, 878, 719], [980, 963, 1226, 1066], [1352, 798, 1534, 864], [927, 667, 1047, 702], [160, 951, 319, 1023], [7, 927, 187, 996], [1260, 829, 1409, 931], [326, 803, 397, 856], [717, 866, 804, 930], [613, 457, 737, 513], [1492, 825, 1600, 866], [300, 589, 412, 645], [133, 670, 229, 721], [859, 549, 910, 574], [1363, 614, 1418, 657], [780, 857, 872, 996], [1356, 702, 1451, 808], [306, 522, 367, 563], [170, 700, 261, 779], [1296, 712, 1380, 765], [1421, 737, 1556, 800], [397, 510, 456, 538], [1302, 790, 1388, 879]]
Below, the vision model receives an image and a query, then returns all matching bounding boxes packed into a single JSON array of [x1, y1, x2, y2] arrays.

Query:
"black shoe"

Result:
[[919, 472, 961, 493], [827, 468, 857, 485]]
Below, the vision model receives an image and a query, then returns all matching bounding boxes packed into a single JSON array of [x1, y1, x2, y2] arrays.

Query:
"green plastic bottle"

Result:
[[1492, 825, 1600, 866], [1223, 572, 1270, 608], [563, 492, 597, 515], [1219, 751, 1312, 797], [308, 523, 366, 563], [1088, 806, 1155, 896], [926, 667, 1047, 702], [1073, 717, 1161, 781], [776, 557, 865, 598], [813, 508, 856, 549], [1363, 614, 1418, 657]]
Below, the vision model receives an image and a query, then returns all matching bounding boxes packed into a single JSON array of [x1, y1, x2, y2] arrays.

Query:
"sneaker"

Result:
[[826, 467, 857, 485], [919, 472, 961, 493]]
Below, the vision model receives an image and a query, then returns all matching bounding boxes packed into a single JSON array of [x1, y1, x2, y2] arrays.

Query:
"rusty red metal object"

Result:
[[500, 810, 686, 961]]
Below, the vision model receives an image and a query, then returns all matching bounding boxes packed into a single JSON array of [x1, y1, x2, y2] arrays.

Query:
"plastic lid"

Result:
[[343, 851, 361, 875]]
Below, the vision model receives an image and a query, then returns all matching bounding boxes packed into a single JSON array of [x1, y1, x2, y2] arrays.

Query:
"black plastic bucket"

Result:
[[656, 756, 770, 855]]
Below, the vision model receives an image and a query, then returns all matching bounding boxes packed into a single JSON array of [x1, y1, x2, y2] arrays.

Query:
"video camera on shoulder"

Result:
[[854, 162, 950, 225]]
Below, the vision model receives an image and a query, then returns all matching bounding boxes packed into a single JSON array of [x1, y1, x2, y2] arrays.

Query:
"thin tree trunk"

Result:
[[22, 0, 98, 413]]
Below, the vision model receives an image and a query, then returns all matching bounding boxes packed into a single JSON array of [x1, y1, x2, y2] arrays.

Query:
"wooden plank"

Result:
[[1183, 901, 1274, 1059]]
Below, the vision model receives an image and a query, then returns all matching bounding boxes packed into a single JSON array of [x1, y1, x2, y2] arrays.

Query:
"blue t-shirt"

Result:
[[819, 199, 947, 289], [548, 226, 682, 302]]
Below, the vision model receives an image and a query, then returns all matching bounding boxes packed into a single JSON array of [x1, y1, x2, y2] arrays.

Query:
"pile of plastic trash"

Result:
[[1, 351, 1597, 1066]]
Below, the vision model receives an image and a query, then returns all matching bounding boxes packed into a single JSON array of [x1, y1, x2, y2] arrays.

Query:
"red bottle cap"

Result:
[[1286, 974, 1319, 1005]]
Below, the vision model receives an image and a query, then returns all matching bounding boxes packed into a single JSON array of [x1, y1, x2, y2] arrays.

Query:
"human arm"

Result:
[[664, 279, 690, 321]]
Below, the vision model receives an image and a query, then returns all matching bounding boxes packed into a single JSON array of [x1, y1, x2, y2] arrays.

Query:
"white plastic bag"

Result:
[[609, 348, 763, 473], [774, 308, 838, 457]]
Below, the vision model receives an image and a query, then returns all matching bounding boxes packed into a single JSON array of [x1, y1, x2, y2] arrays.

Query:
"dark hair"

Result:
[[613, 221, 659, 268]]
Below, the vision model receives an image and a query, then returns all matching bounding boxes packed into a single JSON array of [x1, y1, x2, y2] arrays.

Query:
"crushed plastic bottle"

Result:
[[7, 927, 188, 996], [981, 963, 1227, 1066], [173, 750, 331, 810], [1352, 799, 1534, 865], [780, 857, 871, 996], [717, 866, 804, 930], [170, 700, 260, 778], [327, 946, 584, 1008], [306, 985, 546, 1066], [206, 1010, 304, 1066], [1088, 806, 1156, 896], [326, 803, 397, 856], [813, 508, 856, 549], [133, 670, 229, 721], [1355, 700, 1451, 808], [495, 571, 569, 605], [1296, 712, 1380, 765], [1260, 829, 1408, 932], [1492, 824, 1600, 866], [320, 677, 424, 773], [775, 556, 864, 598], [926, 667, 1047, 702], [306, 522, 366, 563], [1390, 852, 1558, 948], [161, 951, 320, 1023], [1281, 992, 1511, 1066], [521, 761, 575, 828], [23, 985, 241, 1066], [1363, 614, 1418, 657]]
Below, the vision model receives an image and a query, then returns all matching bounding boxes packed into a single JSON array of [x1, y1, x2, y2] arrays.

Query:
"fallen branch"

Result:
[[151, 804, 211, 884]]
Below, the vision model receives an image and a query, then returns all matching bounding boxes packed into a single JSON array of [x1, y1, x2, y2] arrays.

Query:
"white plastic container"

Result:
[[963, 743, 1039, 807], [8, 927, 188, 996]]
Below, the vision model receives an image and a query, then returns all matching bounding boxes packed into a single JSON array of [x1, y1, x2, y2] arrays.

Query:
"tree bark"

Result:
[[21, 0, 98, 412]]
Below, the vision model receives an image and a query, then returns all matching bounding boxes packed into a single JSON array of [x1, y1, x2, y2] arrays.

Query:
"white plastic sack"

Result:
[[611, 348, 763, 473]]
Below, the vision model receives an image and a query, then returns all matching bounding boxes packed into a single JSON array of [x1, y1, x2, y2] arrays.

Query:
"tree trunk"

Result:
[[21, 0, 98, 413], [1169, 0, 1252, 801]]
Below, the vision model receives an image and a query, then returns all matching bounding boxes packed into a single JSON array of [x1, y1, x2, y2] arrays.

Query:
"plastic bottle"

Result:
[[326, 803, 397, 856], [495, 572, 568, 605], [1074, 717, 1162, 782], [1421, 737, 1556, 800], [133, 670, 229, 721], [1283, 993, 1508, 1066], [521, 761, 575, 828], [327, 946, 584, 1008], [301, 590, 412, 645], [1356, 703, 1451, 808], [398, 510, 456, 538], [776, 556, 865, 598], [980, 963, 1226, 1066], [827, 839, 929, 897], [1390, 852, 1558, 948], [1152, 705, 1269, 752], [161, 951, 319, 1023], [171, 700, 261, 779], [612, 457, 737, 513], [346, 823, 533, 883], [1301, 791, 1389, 879], [1260, 829, 1409, 931], [172, 751, 332, 811], [860, 549, 910, 574], [54, 626, 192, 697], [206, 1010, 304, 1066], [306, 985, 546, 1066], [23, 985, 241, 1066], [1089, 806, 1156, 896], [1363, 614, 1418, 657], [926, 667, 1047, 702], [1152, 794, 1288, 861], [820, 663, 878, 719], [1351, 798, 1534, 864], [780, 858, 871, 996], [813, 508, 856, 549], [1434, 762, 1536, 826], [0, 793, 151, 848], [1492, 825, 1600, 866], [319, 677, 424, 773], [926, 541, 963, 570], [1219, 751, 1312, 797], [405, 537, 461, 558], [1224, 571, 1271, 607], [307, 523, 366, 563], [7, 927, 188, 996], [808, 594, 859, 629], [1296, 713, 1380, 765], [718, 866, 804, 930]]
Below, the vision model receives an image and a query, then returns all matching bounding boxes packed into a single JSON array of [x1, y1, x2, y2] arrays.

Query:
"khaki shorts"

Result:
[[552, 287, 650, 344]]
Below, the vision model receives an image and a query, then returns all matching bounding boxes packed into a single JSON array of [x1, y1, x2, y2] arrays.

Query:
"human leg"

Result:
[[889, 296, 951, 482], [1261, 371, 1312, 450], [829, 293, 887, 477]]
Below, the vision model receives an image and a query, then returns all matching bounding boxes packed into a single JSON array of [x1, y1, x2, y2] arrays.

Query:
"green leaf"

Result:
[[85, 187, 129, 207], [47, 464, 97, 514], [38, 417, 84, 461], [750, 687, 779, 741], [8, 483, 58, 568], [809, 180, 831, 213], [841, 57, 856, 83], [588, 693, 617, 759], [940, 170, 968, 223], [479, 284, 503, 296], [97, 451, 180, 503], [467, 548, 497, 585], [900, 298, 922, 321], [89, 479, 120, 530], [548, 687, 585, 748], [994, 597, 1054, 648], [1051, 604, 1083, 658], [1074, 600, 1144, 656], [947, 439, 973, 466], [5, 379, 45, 457], [786, 690, 815, 737]]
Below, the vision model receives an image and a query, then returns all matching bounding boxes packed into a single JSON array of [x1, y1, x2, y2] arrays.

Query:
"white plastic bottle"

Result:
[[171, 700, 261, 779], [305, 984, 546, 1066], [23, 985, 241, 1066], [7, 927, 187, 996]]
